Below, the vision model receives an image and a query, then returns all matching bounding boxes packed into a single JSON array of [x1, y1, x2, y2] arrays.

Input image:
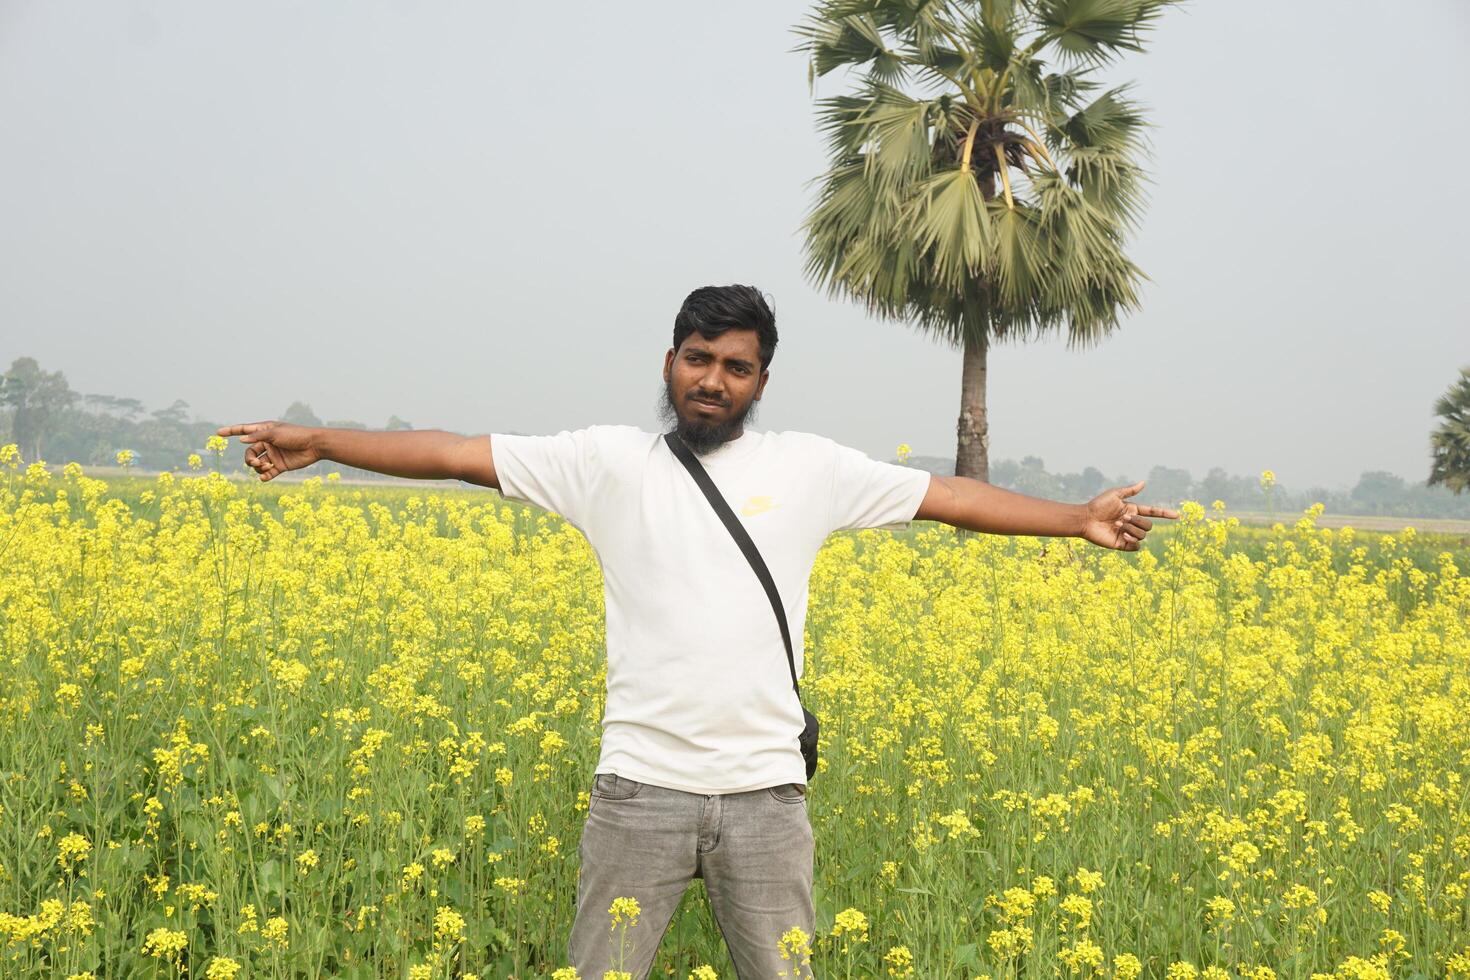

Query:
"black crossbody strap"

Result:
[[663, 431, 800, 697]]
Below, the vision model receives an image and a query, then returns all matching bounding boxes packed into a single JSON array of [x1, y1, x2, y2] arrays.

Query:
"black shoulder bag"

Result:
[[663, 431, 820, 782]]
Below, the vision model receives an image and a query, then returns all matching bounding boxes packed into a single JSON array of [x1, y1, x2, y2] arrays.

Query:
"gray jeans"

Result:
[[567, 772, 816, 979]]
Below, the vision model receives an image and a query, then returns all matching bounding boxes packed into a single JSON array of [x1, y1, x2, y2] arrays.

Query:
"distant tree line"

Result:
[[0, 356, 415, 483], [896, 454, 1470, 520], [3, 355, 1468, 516]]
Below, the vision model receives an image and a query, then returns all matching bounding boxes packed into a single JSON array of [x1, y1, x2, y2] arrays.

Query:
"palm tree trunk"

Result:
[[954, 331, 990, 481]]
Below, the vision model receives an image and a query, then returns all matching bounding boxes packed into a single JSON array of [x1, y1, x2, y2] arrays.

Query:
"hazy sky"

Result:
[[3, 1, 1467, 492]]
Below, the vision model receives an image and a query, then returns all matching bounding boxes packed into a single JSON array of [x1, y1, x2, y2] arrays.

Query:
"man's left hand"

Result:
[[1079, 481, 1181, 551]]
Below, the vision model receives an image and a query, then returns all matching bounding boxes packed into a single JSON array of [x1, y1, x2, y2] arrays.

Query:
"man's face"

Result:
[[657, 328, 769, 454]]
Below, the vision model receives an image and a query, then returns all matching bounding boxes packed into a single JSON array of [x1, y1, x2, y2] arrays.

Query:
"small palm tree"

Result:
[[1428, 367, 1470, 494], [794, 0, 1179, 480]]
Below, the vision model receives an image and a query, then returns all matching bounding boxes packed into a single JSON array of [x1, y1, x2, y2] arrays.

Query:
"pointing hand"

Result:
[[1079, 481, 1180, 551], [214, 421, 319, 482]]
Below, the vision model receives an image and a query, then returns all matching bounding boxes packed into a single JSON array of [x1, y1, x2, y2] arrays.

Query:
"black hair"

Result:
[[672, 284, 778, 372]]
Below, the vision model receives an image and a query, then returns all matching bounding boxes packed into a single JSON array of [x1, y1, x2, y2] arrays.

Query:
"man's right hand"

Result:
[[215, 420, 321, 482]]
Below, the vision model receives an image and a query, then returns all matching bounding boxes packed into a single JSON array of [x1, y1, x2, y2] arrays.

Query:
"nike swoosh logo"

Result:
[[741, 496, 778, 516]]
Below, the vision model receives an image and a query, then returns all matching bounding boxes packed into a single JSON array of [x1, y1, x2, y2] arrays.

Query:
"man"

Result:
[[217, 284, 1178, 979]]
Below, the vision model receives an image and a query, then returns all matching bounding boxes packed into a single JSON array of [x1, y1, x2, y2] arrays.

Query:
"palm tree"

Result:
[[1428, 367, 1470, 495], [793, 0, 1179, 480]]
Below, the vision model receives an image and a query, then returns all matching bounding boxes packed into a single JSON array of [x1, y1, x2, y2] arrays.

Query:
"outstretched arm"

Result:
[[913, 474, 1179, 551], [214, 421, 501, 489]]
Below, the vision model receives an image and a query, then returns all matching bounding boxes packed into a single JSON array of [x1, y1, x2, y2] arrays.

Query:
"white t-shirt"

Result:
[[490, 424, 931, 795]]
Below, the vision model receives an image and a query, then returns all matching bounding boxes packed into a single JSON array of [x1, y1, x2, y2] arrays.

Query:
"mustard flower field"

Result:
[[1, 445, 1468, 979]]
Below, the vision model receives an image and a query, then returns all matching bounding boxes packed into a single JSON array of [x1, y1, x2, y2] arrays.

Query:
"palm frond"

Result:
[[989, 201, 1047, 308], [1007, 59, 1062, 127], [1027, 170, 1149, 345], [921, 44, 973, 91], [979, 0, 1022, 32], [1033, 0, 1164, 69], [899, 168, 996, 291], [906, 0, 959, 63], [832, 226, 912, 307], [859, 0, 919, 34], [813, 93, 883, 158], [904, 276, 1000, 349], [791, 8, 891, 78], [812, 79, 941, 190], [1037, 83, 1154, 223], [801, 160, 887, 252], [869, 49, 912, 86], [1067, 145, 1152, 229], [855, 84, 942, 191], [956, 8, 1017, 74], [1031, 170, 1122, 293], [1060, 83, 1148, 152]]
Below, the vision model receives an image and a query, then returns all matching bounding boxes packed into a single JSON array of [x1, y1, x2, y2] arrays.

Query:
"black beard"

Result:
[[656, 375, 759, 455]]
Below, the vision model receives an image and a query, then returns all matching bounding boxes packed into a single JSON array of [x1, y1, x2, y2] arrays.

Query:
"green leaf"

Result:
[[262, 773, 287, 804], [901, 168, 995, 290], [792, 11, 890, 78], [858, 84, 940, 193], [953, 941, 981, 968], [1035, 0, 1156, 68], [812, 879, 837, 934], [259, 857, 284, 900], [991, 202, 1045, 307]]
